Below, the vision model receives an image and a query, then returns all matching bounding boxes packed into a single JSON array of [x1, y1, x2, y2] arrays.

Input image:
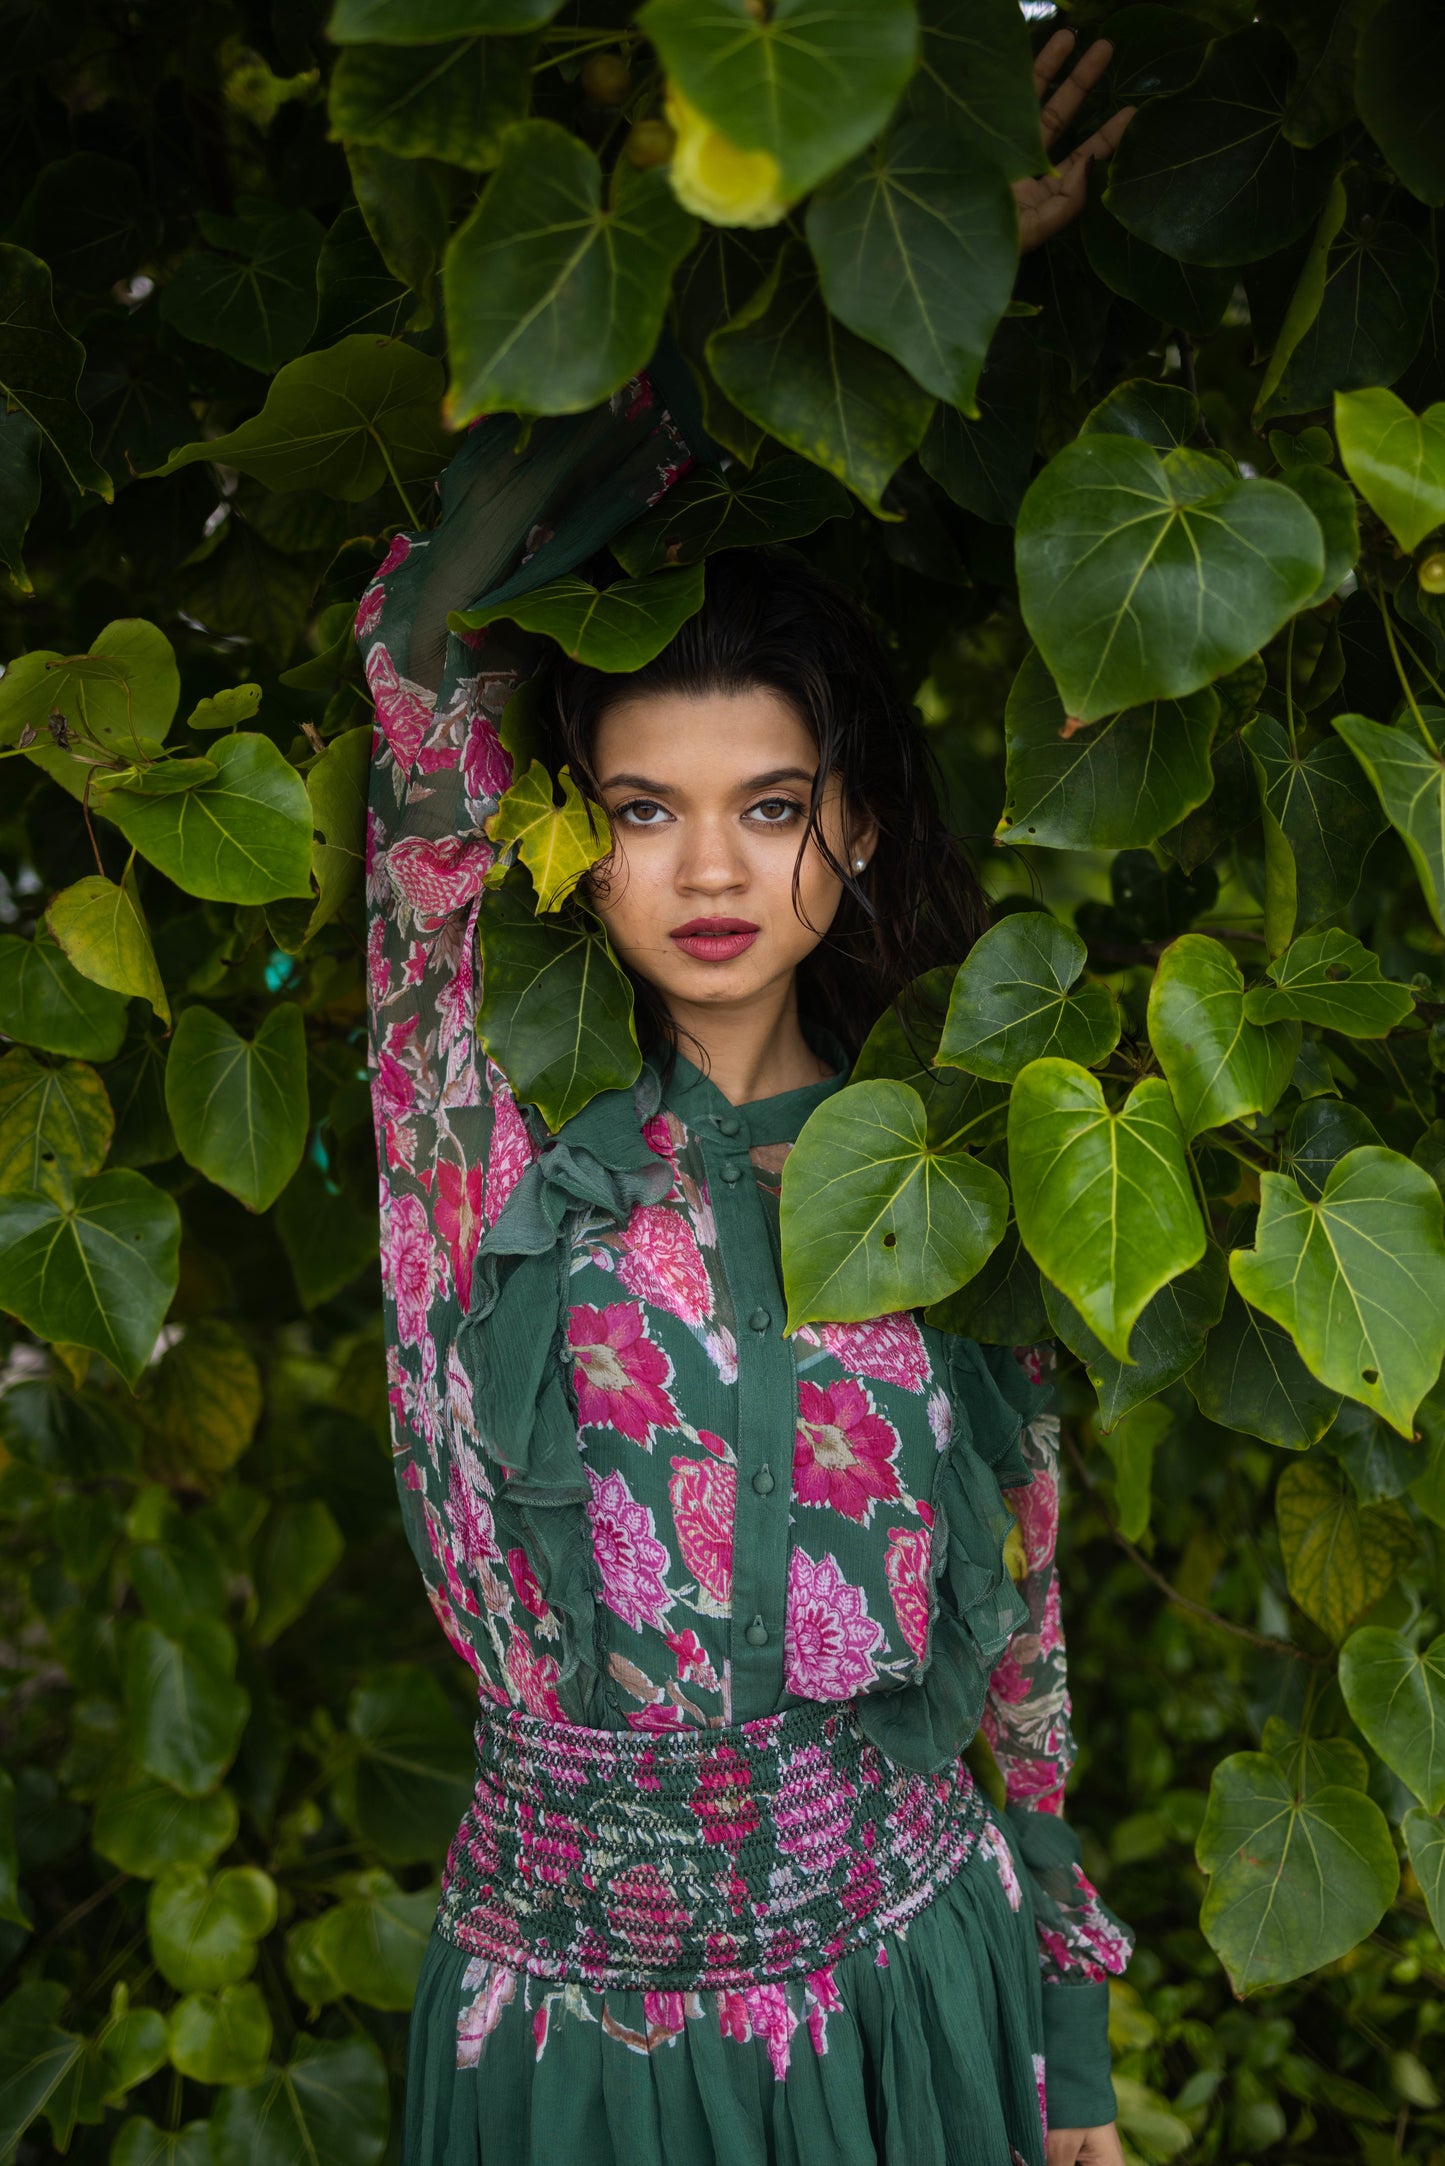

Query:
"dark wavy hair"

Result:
[[538, 547, 988, 1062]]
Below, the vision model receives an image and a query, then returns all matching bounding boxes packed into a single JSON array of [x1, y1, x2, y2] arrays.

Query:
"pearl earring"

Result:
[[853, 857, 868, 874]]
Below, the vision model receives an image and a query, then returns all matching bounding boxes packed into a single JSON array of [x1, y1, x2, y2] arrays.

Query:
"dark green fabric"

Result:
[[1040, 1984, 1115, 2130]]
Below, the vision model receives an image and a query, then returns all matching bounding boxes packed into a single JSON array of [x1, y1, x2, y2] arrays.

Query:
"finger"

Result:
[[1070, 104, 1138, 167], [1039, 36, 1115, 150], [1031, 27, 1078, 101]]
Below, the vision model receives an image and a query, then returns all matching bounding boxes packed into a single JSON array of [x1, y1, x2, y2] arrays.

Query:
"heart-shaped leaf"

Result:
[[284, 1872, 434, 2010], [1244, 929, 1414, 1037], [453, 564, 705, 671], [806, 122, 1017, 412], [157, 337, 450, 508], [110, 2118, 212, 2166], [139, 1322, 264, 1489], [0, 1051, 113, 1200], [0, 1981, 84, 2157], [1340, 1627, 1445, 1811], [158, 200, 321, 375], [0, 618, 178, 757], [1258, 181, 1435, 425], [1197, 1734, 1399, 1991], [707, 244, 934, 517], [328, 32, 533, 170], [1243, 715, 1387, 950], [1147, 933, 1300, 1140], [906, 0, 1044, 180], [486, 762, 607, 914], [998, 647, 1218, 851], [1185, 1281, 1341, 1450], [1275, 1459, 1417, 1637], [1097, 1399, 1171, 1543], [1082, 194, 1234, 339], [611, 457, 851, 575], [443, 122, 695, 424], [46, 873, 168, 1026], [937, 913, 1120, 1082], [306, 724, 371, 937], [1045, 1245, 1229, 1432], [640, 0, 918, 205], [1016, 435, 1324, 723], [252, 1501, 345, 1648], [0, 1170, 179, 1384], [147, 1865, 277, 1991], [780, 1078, 1008, 1331], [852, 967, 1009, 1152], [1357, 0, 1445, 208], [919, 318, 1040, 526], [1276, 463, 1360, 608], [1336, 386, 1445, 552], [124, 1617, 250, 1798], [1284, 1098, 1384, 1204], [476, 880, 639, 1132], [0, 245, 111, 501], [1404, 1807, 1445, 1940], [1232, 1147, 1445, 1434], [1008, 1063, 1206, 1362], [101, 735, 314, 906], [331, 1667, 474, 1865], [0, 928, 128, 1062], [1335, 711, 1445, 934], [165, 1004, 308, 1213], [208, 2034, 389, 2166], [92, 1778, 239, 1879], [1079, 378, 1202, 451], [166, 1983, 270, 2088]]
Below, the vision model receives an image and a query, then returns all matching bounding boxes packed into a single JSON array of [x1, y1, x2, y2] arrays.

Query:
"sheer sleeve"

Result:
[[984, 1347, 1133, 2132]]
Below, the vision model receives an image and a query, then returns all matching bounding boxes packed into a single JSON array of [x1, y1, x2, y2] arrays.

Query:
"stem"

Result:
[[1284, 617, 1298, 756], [369, 429, 422, 530], [1389, 616, 1445, 706], [1064, 1432, 1320, 1664], [1374, 576, 1437, 751]]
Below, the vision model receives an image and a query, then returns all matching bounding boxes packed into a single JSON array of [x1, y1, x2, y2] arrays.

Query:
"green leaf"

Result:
[[0, 1982, 83, 2156], [641, 0, 918, 206], [252, 1501, 345, 1647], [209, 2034, 388, 2166], [852, 967, 1009, 1152], [313, 206, 409, 346], [157, 337, 450, 507], [805, 122, 1017, 413], [1275, 462, 1360, 610], [454, 564, 705, 671], [92, 1777, 239, 1878], [165, 1982, 271, 2088], [0, 244, 111, 500], [1357, 0, 1445, 208], [486, 761, 608, 913], [1082, 200, 1235, 342], [0, 617, 179, 757], [165, 1004, 308, 1213], [1335, 385, 1445, 551], [124, 1617, 250, 1799], [0, 1051, 112, 1199], [306, 724, 371, 937], [331, 1666, 473, 1865], [187, 685, 263, 734], [98, 2007, 169, 2098], [138, 1321, 265, 1489], [1097, 1397, 1172, 1543], [45, 872, 168, 1027], [1046, 1246, 1229, 1432], [1016, 436, 1325, 724], [918, 317, 1040, 526], [1079, 378, 1202, 452], [101, 735, 314, 907], [779, 1079, 1008, 1331], [476, 882, 640, 1132], [923, 1195, 1048, 1347], [1275, 1458, 1417, 1637], [111, 2117, 212, 2166], [1008, 1063, 1206, 1363], [1244, 929, 1415, 1037], [0, 1170, 179, 1385], [330, 0, 560, 36], [148, 1865, 277, 1991], [1147, 933, 1300, 1141], [1188, 1282, 1342, 1450], [443, 122, 695, 424], [937, 913, 1120, 1083], [1243, 715, 1387, 951], [275, 1158, 379, 1309], [159, 200, 322, 375], [0, 1766, 24, 1930], [1104, 25, 1340, 268], [328, 34, 533, 170], [997, 647, 1218, 851], [1340, 1627, 1445, 1810], [1197, 1735, 1399, 1991], [0, 409, 40, 589], [1334, 711, 1445, 934], [707, 244, 934, 517], [284, 1872, 435, 2010], [1403, 1807, 1445, 1939], [906, 0, 1043, 180], [1232, 1147, 1445, 1435], [1283, 1097, 1384, 1204], [611, 456, 851, 575]]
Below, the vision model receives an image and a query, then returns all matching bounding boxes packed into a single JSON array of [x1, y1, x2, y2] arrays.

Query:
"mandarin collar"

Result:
[[653, 1036, 848, 1148]]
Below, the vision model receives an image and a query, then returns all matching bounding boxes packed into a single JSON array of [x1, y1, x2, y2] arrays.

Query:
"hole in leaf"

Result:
[[882, 1232, 897, 1249], [1361, 1368, 1379, 1385]]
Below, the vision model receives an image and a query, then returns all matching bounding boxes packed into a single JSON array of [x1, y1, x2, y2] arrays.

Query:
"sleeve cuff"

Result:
[[1042, 1980, 1116, 2131]]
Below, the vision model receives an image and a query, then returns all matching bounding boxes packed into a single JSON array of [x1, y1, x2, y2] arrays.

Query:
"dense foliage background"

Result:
[[3, 0, 1445, 2159]]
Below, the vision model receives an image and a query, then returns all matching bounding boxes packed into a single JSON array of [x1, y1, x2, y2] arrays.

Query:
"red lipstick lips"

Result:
[[669, 917, 760, 963]]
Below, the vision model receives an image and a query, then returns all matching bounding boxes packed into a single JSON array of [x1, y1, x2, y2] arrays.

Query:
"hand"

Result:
[[1046, 2123, 1128, 2166], [1015, 29, 1137, 255]]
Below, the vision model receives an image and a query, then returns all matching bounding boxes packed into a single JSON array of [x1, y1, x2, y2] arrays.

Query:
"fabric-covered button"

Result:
[[721, 1161, 744, 1185], [745, 1615, 769, 1648], [751, 1464, 775, 1496], [748, 1306, 770, 1332], [715, 1114, 740, 1137]]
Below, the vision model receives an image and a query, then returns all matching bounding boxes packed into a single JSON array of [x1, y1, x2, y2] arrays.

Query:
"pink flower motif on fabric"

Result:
[[432, 1158, 484, 1313], [616, 1203, 713, 1327], [484, 1083, 534, 1226], [784, 1549, 884, 1700], [1070, 1864, 1134, 1974], [668, 1455, 734, 1610], [387, 832, 493, 925], [774, 1743, 856, 1876], [503, 1633, 563, 1718], [464, 707, 513, 805], [375, 531, 412, 581], [804, 1964, 843, 2055], [689, 1744, 760, 1849], [745, 1984, 799, 2081], [815, 1314, 930, 1393], [586, 1464, 673, 1632], [883, 1524, 932, 1664], [456, 1958, 515, 2067], [980, 1818, 1023, 1912], [1035, 2052, 1049, 2142], [1038, 1572, 1065, 1657], [666, 1627, 719, 1691], [506, 1545, 554, 1626], [384, 1190, 439, 1348], [446, 1458, 498, 1566], [793, 1379, 902, 1525], [366, 640, 434, 774], [1013, 1461, 1059, 1574], [568, 1302, 679, 1445]]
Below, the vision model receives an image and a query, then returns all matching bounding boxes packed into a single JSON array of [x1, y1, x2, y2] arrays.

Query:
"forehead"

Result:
[[593, 686, 816, 782]]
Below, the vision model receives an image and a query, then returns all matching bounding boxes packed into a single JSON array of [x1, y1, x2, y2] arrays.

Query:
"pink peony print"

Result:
[[784, 1549, 884, 1700], [980, 1818, 1023, 1912], [384, 1190, 438, 1348], [568, 1302, 679, 1445], [1013, 1464, 1059, 1574], [354, 580, 385, 639], [1035, 2052, 1049, 2142], [745, 1984, 799, 2082], [605, 1861, 691, 1969], [433, 1158, 483, 1313], [503, 1633, 563, 1718], [484, 1083, 534, 1225], [883, 1525, 933, 1664], [586, 1465, 673, 1631], [689, 1744, 759, 1849], [464, 708, 513, 804], [804, 1965, 843, 2056], [774, 1743, 855, 1875], [616, 1204, 713, 1327], [816, 1314, 929, 1392], [374, 530, 412, 581], [366, 641, 434, 773], [793, 1380, 902, 1525], [666, 1627, 719, 1691], [456, 1959, 515, 2068], [668, 1456, 734, 1610], [643, 1991, 689, 2037], [507, 1545, 553, 1625], [387, 832, 493, 925], [446, 1458, 497, 1565], [1038, 1572, 1065, 1657]]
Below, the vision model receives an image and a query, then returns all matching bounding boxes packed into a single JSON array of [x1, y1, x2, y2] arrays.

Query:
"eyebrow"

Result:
[[599, 766, 817, 795]]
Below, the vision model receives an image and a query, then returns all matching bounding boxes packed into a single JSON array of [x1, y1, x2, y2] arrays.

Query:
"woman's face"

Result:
[[585, 685, 875, 1020]]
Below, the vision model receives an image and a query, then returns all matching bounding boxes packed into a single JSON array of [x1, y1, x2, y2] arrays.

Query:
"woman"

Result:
[[361, 31, 1134, 2166]]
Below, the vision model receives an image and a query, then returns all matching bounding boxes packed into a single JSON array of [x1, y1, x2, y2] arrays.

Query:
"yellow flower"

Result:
[[663, 85, 788, 229]]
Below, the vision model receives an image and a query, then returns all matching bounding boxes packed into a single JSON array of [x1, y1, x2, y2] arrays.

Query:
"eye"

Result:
[[614, 798, 671, 827], [747, 796, 803, 826]]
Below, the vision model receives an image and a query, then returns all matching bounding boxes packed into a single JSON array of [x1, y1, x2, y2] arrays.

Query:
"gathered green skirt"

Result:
[[402, 1812, 1047, 2166]]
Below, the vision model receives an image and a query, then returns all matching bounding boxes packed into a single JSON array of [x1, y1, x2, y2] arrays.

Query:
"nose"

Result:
[[676, 811, 748, 899]]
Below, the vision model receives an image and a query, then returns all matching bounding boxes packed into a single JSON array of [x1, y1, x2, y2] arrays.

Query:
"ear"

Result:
[[847, 810, 880, 873]]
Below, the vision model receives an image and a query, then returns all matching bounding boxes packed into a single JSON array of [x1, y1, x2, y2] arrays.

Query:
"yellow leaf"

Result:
[[46, 870, 169, 1025], [486, 761, 608, 915]]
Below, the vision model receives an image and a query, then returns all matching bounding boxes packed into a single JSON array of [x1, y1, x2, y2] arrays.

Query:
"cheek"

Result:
[[786, 845, 845, 945]]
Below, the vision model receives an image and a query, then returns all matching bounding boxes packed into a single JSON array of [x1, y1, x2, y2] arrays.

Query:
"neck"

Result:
[[660, 972, 831, 1106]]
